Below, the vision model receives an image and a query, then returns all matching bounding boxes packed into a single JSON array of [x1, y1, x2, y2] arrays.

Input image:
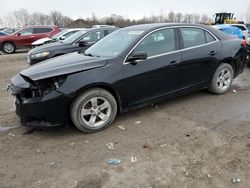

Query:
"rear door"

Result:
[[33, 27, 53, 41], [178, 27, 221, 88], [123, 28, 183, 107]]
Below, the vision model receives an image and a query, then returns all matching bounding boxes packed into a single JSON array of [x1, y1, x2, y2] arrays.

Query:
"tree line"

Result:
[[0, 8, 250, 28]]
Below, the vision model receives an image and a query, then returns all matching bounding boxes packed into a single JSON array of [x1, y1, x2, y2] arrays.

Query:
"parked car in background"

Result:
[[213, 24, 250, 65], [27, 27, 117, 65], [3, 28, 20, 34], [213, 24, 244, 39], [245, 23, 250, 35], [32, 28, 84, 47], [93, 25, 116, 28], [0, 31, 8, 36], [9, 24, 247, 133], [0, 26, 60, 54], [230, 24, 249, 40]]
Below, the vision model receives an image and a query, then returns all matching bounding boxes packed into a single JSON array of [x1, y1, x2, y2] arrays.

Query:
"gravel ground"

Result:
[[1, 53, 250, 188]]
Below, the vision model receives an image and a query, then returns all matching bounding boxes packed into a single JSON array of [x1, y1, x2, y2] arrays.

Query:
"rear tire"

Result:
[[209, 63, 234, 94], [70, 88, 117, 133], [2, 42, 16, 54]]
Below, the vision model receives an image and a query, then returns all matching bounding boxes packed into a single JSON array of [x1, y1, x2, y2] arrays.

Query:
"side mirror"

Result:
[[17, 33, 21, 36], [59, 36, 66, 40], [126, 52, 148, 63]]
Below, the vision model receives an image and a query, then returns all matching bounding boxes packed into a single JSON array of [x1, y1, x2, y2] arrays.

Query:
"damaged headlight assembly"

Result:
[[24, 76, 67, 99], [31, 51, 50, 58]]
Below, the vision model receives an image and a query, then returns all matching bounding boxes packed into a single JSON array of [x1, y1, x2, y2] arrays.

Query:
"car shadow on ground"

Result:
[[18, 90, 213, 137]]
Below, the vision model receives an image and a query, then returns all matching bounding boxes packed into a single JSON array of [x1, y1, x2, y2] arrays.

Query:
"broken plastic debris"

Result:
[[160, 144, 167, 147], [106, 142, 115, 150], [49, 162, 55, 167], [207, 174, 212, 180], [107, 159, 121, 165], [134, 121, 141, 125], [131, 156, 138, 163], [8, 133, 15, 137], [232, 177, 242, 184], [233, 90, 237, 93], [117, 125, 126, 131], [142, 144, 152, 150]]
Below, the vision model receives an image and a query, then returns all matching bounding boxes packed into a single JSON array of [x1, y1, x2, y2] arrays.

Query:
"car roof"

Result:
[[23, 25, 58, 28], [121, 23, 234, 40], [122, 23, 213, 32]]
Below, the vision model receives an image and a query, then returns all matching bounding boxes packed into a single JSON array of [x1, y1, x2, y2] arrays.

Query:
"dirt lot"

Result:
[[1, 53, 250, 188]]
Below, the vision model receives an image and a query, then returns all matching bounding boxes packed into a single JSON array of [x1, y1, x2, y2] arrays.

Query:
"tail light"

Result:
[[241, 40, 247, 47]]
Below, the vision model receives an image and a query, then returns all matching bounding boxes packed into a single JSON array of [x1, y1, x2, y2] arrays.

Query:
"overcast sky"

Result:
[[0, 0, 249, 20]]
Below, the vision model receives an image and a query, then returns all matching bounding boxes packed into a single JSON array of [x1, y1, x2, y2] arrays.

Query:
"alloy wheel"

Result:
[[216, 68, 232, 91], [80, 97, 112, 128]]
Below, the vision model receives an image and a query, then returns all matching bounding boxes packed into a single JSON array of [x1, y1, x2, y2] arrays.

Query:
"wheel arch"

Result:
[[73, 83, 122, 113], [1, 41, 16, 48], [219, 57, 236, 77]]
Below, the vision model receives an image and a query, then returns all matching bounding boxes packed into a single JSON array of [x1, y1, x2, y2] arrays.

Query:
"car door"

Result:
[[123, 28, 182, 107], [33, 27, 53, 41], [15, 28, 34, 47], [178, 27, 221, 88], [74, 30, 105, 51]]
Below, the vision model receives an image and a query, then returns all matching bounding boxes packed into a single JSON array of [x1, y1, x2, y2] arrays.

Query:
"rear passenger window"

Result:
[[134, 28, 176, 57], [180, 28, 206, 48], [205, 31, 216, 43], [33, 28, 53, 34]]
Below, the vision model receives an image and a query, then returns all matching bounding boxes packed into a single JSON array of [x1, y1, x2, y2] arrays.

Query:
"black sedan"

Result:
[[27, 27, 117, 65], [9, 23, 247, 133]]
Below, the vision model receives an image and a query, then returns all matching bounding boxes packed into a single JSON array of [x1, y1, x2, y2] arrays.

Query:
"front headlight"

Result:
[[27, 76, 67, 98], [31, 51, 50, 58]]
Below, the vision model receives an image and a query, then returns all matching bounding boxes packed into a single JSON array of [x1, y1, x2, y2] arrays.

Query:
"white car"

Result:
[[32, 28, 85, 47], [230, 24, 249, 40]]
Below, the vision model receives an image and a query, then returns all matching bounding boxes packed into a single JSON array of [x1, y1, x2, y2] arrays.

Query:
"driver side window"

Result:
[[79, 31, 104, 43], [133, 28, 176, 57], [19, 28, 33, 36]]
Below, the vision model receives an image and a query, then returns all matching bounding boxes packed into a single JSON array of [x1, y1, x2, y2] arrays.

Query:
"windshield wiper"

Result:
[[84, 52, 93, 57], [84, 52, 100, 58]]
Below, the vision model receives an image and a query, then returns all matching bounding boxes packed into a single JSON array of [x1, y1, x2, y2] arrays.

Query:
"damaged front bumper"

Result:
[[9, 73, 72, 128]]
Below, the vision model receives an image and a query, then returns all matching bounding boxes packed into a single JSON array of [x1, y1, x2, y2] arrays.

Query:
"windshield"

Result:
[[84, 29, 144, 58], [63, 30, 87, 44], [52, 30, 69, 39]]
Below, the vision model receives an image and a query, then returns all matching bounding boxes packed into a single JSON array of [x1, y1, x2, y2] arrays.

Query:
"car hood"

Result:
[[32, 37, 51, 45], [20, 52, 108, 81], [28, 42, 72, 55]]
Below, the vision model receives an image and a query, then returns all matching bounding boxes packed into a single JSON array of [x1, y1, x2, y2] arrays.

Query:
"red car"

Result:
[[0, 26, 60, 54]]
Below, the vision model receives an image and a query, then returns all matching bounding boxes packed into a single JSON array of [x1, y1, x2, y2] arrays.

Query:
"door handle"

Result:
[[170, 60, 180, 66], [209, 51, 217, 56]]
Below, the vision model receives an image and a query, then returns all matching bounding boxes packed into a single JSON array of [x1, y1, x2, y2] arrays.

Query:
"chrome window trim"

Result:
[[123, 25, 219, 65]]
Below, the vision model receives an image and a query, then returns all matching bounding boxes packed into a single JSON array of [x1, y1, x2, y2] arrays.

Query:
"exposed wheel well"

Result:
[[74, 85, 122, 113], [220, 58, 236, 77]]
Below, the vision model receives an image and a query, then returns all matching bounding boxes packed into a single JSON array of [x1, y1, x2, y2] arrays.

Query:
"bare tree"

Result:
[[193, 14, 200, 23], [175, 13, 183, 23], [200, 14, 209, 24], [168, 11, 175, 22]]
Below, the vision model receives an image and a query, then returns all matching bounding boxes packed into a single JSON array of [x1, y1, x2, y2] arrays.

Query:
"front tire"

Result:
[[70, 88, 117, 133], [209, 63, 234, 94], [2, 42, 16, 54]]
